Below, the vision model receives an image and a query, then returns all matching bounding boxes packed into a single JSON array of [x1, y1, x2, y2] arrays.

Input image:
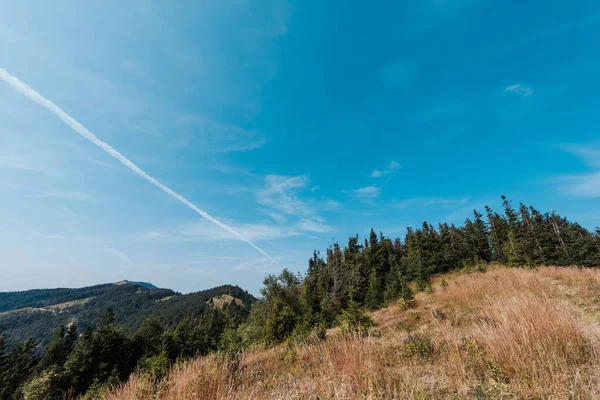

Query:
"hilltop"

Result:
[[107, 265, 600, 399], [2, 197, 598, 399]]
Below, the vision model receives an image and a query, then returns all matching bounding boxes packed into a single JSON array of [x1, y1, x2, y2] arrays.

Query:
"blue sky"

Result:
[[1, 1, 600, 294]]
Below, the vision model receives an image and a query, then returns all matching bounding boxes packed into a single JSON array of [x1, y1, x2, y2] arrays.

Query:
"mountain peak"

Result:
[[113, 280, 158, 290]]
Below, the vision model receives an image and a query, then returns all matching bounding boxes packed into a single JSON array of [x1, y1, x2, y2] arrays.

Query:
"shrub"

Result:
[[403, 334, 434, 358], [21, 367, 62, 400], [397, 298, 416, 311], [137, 352, 170, 381]]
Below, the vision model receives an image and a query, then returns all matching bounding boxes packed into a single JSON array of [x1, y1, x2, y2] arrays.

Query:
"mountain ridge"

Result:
[[0, 281, 257, 347]]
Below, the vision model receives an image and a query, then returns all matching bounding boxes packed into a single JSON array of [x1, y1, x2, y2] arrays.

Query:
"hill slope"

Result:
[[107, 265, 600, 399], [0, 282, 256, 347]]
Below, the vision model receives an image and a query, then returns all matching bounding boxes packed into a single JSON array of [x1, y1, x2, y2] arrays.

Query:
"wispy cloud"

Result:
[[393, 196, 468, 209], [351, 185, 381, 201], [297, 217, 332, 233], [0, 68, 274, 262], [0, 149, 65, 178], [106, 247, 137, 267], [257, 175, 314, 216], [370, 160, 402, 178], [255, 174, 335, 234], [29, 191, 92, 201], [561, 145, 600, 168], [558, 145, 600, 197], [267, 212, 287, 223], [141, 231, 169, 240], [175, 114, 267, 152], [45, 234, 68, 240], [505, 84, 533, 97], [561, 173, 600, 197], [351, 160, 402, 201]]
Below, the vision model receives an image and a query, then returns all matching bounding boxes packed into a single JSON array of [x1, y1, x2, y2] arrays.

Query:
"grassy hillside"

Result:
[[106, 265, 600, 399], [0, 283, 255, 347]]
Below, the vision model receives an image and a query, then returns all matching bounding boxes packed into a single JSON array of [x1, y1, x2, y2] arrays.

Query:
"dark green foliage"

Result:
[[260, 269, 303, 344], [0, 283, 255, 348], [244, 196, 599, 347], [365, 269, 382, 310], [3, 196, 600, 399], [340, 300, 374, 335], [0, 338, 39, 400]]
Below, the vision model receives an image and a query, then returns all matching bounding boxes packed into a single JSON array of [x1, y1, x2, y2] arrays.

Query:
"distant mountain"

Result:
[[0, 281, 257, 347], [113, 280, 159, 290]]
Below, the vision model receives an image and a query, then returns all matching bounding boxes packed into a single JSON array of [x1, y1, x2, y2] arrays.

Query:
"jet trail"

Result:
[[0, 68, 274, 262]]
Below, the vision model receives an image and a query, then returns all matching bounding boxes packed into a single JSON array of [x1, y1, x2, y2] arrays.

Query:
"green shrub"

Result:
[[21, 367, 62, 400], [397, 298, 416, 311], [403, 334, 434, 358], [138, 351, 170, 381]]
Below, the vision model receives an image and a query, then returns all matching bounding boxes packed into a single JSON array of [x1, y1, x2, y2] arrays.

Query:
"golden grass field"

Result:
[[104, 266, 600, 399]]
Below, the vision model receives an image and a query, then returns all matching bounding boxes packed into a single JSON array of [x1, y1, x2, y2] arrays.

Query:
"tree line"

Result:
[[1, 196, 599, 398], [235, 196, 600, 346]]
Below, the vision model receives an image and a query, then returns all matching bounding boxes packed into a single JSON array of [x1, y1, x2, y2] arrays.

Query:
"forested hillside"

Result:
[[0, 282, 255, 348], [1, 196, 599, 399]]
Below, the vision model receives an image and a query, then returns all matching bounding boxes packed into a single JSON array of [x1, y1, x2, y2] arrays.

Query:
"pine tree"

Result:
[[39, 325, 70, 372], [383, 262, 402, 302], [365, 269, 382, 309], [304, 251, 323, 317], [0, 334, 7, 395], [466, 209, 492, 264], [0, 339, 39, 400], [502, 195, 525, 265], [485, 205, 508, 262], [343, 236, 362, 304]]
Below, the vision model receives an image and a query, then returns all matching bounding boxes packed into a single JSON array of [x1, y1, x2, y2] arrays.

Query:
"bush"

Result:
[[397, 298, 416, 311], [21, 367, 62, 400], [138, 352, 170, 381], [403, 334, 434, 358]]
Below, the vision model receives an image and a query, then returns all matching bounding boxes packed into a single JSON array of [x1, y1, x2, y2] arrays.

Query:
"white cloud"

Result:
[[45, 234, 68, 240], [268, 213, 287, 223], [106, 248, 137, 267], [255, 174, 335, 233], [351, 185, 381, 201], [505, 84, 533, 97], [557, 145, 600, 197], [393, 197, 468, 209], [388, 160, 401, 170], [0, 149, 65, 179], [370, 160, 402, 178], [175, 114, 267, 152], [257, 175, 314, 216], [30, 191, 92, 201], [562, 145, 600, 168], [141, 231, 169, 240], [297, 217, 332, 233], [561, 172, 600, 197]]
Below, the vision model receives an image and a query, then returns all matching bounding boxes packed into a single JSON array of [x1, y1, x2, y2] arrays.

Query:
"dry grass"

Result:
[[105, 266, 600, 399], [208, 294, 245, 309]]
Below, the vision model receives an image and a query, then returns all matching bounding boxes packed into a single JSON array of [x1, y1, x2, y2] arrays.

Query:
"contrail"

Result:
[[0, 68, 274, 262]]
